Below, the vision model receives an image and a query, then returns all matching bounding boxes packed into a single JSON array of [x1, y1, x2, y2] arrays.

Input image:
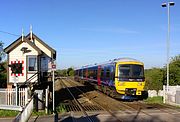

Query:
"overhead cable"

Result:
[[0, 30, 20, 37]]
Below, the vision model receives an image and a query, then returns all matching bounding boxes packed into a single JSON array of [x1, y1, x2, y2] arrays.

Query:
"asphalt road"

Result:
[[1, 109, 180, 122]]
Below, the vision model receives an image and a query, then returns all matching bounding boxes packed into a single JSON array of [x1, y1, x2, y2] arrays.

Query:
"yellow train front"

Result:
[[114, 58, 147, 100], [75, 58, 148, 100]]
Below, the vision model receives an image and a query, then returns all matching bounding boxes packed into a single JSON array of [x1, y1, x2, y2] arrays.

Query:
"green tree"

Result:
[[0, 71, 7, 88], [0, 41, 5, 62], [67, 67, 74, 76], [168, 55, 180, 85], [56, 69, 67, 77], [145, 54, 180, 91], [69, 70, 74, 76], [0, 41, 7, 88], [145, 68, 164, 91]]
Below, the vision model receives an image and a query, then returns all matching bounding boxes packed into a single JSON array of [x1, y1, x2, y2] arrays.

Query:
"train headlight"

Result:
[[119, 82, 125, 86], [138, 82, 142, 86]]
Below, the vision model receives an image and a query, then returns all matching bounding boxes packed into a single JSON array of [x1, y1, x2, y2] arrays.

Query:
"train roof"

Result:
[[113, 58, 141, 63], [75, 57, 143, 70]]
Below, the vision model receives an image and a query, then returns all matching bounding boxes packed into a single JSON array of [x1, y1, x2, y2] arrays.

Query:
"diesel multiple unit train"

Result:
[[74, 58, 148, 100]]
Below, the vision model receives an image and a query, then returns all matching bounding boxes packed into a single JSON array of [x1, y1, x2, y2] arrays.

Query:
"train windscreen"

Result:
[[118, 64, 144, 80]]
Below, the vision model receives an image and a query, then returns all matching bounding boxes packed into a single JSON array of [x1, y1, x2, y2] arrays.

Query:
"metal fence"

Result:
[[14, 96, 34, 122], [147, 86, 180, 106], [0, 88, 28, 107], [164, 85, 180, 106]]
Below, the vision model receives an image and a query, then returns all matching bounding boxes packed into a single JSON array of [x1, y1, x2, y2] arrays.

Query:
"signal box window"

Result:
[[28, 56, 37, 72]]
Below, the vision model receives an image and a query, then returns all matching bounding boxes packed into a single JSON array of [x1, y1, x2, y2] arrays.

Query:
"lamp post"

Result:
[[162, 2, 175, 93]]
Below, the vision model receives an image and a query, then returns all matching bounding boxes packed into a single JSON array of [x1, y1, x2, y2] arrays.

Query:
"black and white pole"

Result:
[[52, 61, 56, 114], [14, 76, 18, 106], [53, 67, 55, 113]]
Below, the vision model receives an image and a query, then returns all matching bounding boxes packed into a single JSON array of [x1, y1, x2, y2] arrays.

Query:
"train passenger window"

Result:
[[79, 69, 82, 77], [110, 67, 115, 80], [94, 70, 97, 79], [106, 69, 110, 79], [100, 69, 104, 80], [87, 70, 90, 78], [86, 69, 88, 78], [77, 70, 79, 76], [83, 69, 86, 77], [89, 70, 93, 78]]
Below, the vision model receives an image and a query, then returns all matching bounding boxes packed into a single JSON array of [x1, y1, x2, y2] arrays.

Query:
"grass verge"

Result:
[[0, 110, 19, 117], [144, 96, 163, 104], [32, 110, 50, 116], [0, 110, 51, 118], [56, 103, 66, 113]]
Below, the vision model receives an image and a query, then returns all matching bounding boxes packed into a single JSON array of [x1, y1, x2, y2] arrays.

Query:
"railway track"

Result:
[[65, 78, 156, 119], [57, 77, 180, 122], [59, 77, 125, 122], [59, 78, 95, 122]]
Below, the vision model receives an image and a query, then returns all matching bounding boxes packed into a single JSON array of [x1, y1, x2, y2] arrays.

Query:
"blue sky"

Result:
[[0, 0, 180, 69]]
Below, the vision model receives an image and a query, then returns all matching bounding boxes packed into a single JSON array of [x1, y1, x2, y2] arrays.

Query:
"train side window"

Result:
[[89, 70, 93, 78], [106, 69, 110, 79], [110, 67, 115, 80], [100, 69, 104, 80], [78, 70, 79, 76], [79, 69, 82, 77], [75, 70, 77, 76], [77, 70, 79, 76], [87, 70, 90, 78], [86, 69, 88, 78], [94, 69, 97, 79], [83, 69, 86, 77]]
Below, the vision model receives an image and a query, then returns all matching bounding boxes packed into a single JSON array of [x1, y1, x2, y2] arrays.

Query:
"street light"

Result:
[[161, 2, 175, 93]]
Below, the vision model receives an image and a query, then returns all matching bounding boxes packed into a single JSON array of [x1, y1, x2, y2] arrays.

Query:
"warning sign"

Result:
[[52, 64, 56, 70]]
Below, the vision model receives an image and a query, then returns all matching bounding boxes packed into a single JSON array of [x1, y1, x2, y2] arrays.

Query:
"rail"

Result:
[[66, 77, 125, 122], [60, 78, 94, 122], [61, 77, 124, 122], [67, 77, 180, 121], [60, 77, 180, 122]]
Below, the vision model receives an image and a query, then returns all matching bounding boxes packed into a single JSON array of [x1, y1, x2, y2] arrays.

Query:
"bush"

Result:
[[145, 68, 164, 91]]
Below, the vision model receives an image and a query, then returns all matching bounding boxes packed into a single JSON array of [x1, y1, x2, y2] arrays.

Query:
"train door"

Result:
[[97, 65, 101, 86], [105, 67, 110, 85], [110, 65, 115, 86], [86, 68, 88, 80]]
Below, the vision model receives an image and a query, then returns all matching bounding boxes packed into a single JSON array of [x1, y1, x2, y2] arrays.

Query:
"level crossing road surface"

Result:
[[60, 110, 180, 122], [1, 110, 180, 122]]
